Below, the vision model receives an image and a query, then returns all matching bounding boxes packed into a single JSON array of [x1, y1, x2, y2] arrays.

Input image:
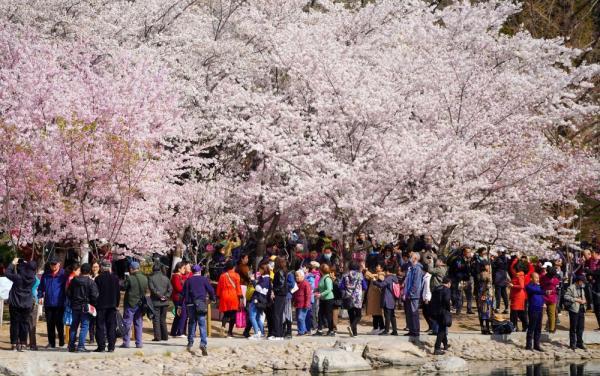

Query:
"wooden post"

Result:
[[207, 302, 211, 337]]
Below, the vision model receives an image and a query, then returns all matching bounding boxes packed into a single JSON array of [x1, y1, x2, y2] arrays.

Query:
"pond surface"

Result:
[[285, 360, 600, 375]]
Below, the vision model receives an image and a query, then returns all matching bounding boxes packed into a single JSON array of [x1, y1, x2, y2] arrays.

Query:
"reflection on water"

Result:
[[476, 361, 600, 376], [295, 361, 600, 375]]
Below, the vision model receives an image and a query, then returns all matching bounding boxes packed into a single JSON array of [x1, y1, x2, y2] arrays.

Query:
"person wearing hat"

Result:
[[183, 264, 215, 355], [121, 260, 148, 349], [38, 256, 67, 348], [564, 275, 588, 350], [94, 260, 120, 352], [148, 263, 172, 342], [6, 258, 37, 352]]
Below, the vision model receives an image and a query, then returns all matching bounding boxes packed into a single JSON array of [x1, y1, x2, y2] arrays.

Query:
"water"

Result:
[[283, 360, 600, 375]]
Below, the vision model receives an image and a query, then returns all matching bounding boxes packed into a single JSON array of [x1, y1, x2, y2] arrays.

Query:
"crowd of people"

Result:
[[3, 230, 600, 358]]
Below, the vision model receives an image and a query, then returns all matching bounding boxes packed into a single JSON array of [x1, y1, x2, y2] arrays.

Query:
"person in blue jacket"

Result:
[[525, 272, 546, 352], [374, 264, 400, 335], [37, 257, 67, 348], [403, 252, 424, 337]]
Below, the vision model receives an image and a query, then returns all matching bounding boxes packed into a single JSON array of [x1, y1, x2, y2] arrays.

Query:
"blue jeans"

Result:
[[306, 308, 313, 331], [248, 302, 264, 335], [296, 308, 308, 334], [187, 306, 207, 348], [69, 310, 90, 350]]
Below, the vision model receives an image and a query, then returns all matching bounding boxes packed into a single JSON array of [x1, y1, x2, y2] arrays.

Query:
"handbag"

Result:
[[63, 300, 73, 326], [443, 310, 452, 327], [235, 309, 247, 328], [134, 274, 155, 320], [115, 311, 126, 338], [193, 298, 209, 314]]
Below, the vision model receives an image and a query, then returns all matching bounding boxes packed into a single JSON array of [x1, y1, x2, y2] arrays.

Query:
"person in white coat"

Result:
[[421, 264, 435, 334]]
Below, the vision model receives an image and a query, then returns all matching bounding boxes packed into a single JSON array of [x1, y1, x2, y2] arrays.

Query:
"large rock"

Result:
[[420, 356, 468, 374], [364, 342, 428, 366], [311, 348, 372, 373]]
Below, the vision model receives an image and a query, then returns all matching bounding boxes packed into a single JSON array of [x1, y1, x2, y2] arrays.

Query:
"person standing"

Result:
[[269, 257, 288, 340], [216, 260, 243, 337], [38, 257, 67, 348], [293, 269, 311, 336], [365, 264, 385, 334], [525, 273, 545, 351], [509, 258, 529, 331], [28, 272, 40, 350], [541, 266, 560, 333], [422, 264, 434, 334], [6, 258, 36, 352], [477, 262, 494, 334], [375, 264, 400, 336], [149, 263, 172, 341], [183, 265, 215, 355], [314, 263, 335, 336], [564, 275, 588, 350], [430, 277, 452, 355], [67, 263, 99, 353], [403, 252, 424, 337], [170, 262, 188, 337], [340, 262, 366, 337], [94, 261, 120, 352], [248, 261, 271, 339], [121, 261, 148, 349]]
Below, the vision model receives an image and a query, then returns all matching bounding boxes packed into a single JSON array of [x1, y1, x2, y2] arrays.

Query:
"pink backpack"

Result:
[[392, 281, 402, 299]]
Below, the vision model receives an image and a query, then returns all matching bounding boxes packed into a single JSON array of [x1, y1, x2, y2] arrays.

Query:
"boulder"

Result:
[[420, 356, 468, 374], [364, 342, 428, 366], [311, 348, 372, 373]]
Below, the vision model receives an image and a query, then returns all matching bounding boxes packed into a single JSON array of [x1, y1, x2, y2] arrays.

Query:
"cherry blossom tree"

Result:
[[0, 24, 178, 258], [1, 0, 599, 257]]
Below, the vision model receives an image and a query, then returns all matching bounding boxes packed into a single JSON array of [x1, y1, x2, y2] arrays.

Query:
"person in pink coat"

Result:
[[540, 264, 560, 333]]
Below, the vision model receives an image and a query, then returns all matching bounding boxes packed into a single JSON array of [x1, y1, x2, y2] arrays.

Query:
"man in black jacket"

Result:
[[67, 263, 99, 352], [94, 261, 120, 352], [430, 277, 452, 355]]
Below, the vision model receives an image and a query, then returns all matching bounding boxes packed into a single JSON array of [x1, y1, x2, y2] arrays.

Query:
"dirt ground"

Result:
[[1, 304, 598, 350]]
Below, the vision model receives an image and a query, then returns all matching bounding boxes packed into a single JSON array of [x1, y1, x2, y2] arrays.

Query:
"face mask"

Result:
[[324, 253, 332, 260], [268, 262, 274, 270]]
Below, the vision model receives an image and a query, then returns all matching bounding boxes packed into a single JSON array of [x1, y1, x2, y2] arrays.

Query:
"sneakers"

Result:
[[268, 337, 284, 341], [200, 346, 208, 356], [186, 344, 193, 351], [326, 331, 336, 337], [248, 334, 262, 340], [433, 349, 445, 355], [312, 331, 324, 336]]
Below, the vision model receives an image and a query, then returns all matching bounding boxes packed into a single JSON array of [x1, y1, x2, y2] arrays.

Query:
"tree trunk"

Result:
[[438, 225, 457, 257]]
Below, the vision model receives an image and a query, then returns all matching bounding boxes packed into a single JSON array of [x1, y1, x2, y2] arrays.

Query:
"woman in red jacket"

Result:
[[293, 270, 312, 336], [170, 262, 188, 337], [509, 256, 533, 331]]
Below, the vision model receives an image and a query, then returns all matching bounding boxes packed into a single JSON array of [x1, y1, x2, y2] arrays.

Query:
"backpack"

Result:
[[331, 276, 343, 300], [392, 281, 402, 299]]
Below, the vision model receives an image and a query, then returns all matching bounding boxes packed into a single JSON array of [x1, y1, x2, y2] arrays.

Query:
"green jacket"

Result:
[[123, 272, 149, 308], [430, 265, 448, 288], [318, 274, 334, 301]]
